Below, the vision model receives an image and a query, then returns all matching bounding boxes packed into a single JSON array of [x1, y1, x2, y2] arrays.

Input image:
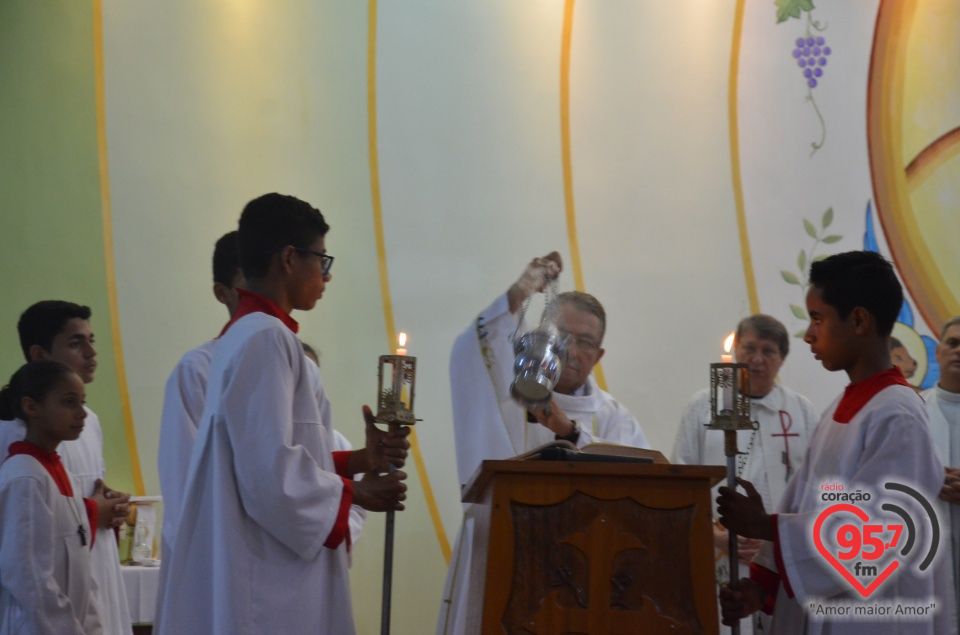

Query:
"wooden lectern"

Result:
[[460, 459, 725, 634]]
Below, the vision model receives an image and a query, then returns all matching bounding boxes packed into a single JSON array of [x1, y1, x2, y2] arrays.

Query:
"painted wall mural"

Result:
[[737, 0, 958, 408], [1, 1, 957, 632]]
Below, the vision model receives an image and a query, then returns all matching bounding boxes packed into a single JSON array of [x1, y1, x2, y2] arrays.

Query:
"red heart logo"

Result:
[[813, 504, 899, 598]]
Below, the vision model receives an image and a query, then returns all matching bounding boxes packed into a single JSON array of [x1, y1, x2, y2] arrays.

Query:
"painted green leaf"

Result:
[[822, 235, 843, 244], [803, 219, 818, 239], [795, 329, 808, 339], [813, 254, 830, 262], [781, 270, 802, 285], [822, 207, 833, 229], [797, 249, 807, 273], [790, 304, 807, 320], [775, 0, 815, 23]]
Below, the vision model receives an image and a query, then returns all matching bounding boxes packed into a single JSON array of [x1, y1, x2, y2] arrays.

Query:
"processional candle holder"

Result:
[[375, 341, 417, 635], [375, 353, 417, 426], [706, 360, 757, 635]]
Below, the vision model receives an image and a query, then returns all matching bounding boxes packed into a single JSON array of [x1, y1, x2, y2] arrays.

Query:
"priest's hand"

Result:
[[719, 578, 763, 625], [712, 520, 728, 551], [347, 406, 411, 476], [940, 466, 960, 505], [353, 471, 408, 512], [92, 479, 131, 529], [737, 536, 763, 564], [712, 522, 764, 563], [528, 398, 577, 439], [507, 252, 562, 313], [717, 478, 772, 541]]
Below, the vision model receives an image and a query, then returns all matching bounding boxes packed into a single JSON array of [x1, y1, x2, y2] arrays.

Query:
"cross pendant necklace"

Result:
[[67, 495, 88, 547]]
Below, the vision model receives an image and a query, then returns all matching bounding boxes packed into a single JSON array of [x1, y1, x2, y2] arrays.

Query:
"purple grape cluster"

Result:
[[793, 36, 831, 88]]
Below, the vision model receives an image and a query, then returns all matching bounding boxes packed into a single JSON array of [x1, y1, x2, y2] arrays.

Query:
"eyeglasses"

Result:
[[738, 345, 781, 361], [559, 331, 600, 354], [294, 247, 334, 275]]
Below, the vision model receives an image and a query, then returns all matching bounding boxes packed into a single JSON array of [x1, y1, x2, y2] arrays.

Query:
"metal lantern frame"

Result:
[[376, 354, 417, 426], [706, 361, 757, 635]]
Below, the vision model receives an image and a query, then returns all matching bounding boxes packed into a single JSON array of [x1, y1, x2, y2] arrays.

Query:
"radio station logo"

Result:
[[813, 481, 940, 598]]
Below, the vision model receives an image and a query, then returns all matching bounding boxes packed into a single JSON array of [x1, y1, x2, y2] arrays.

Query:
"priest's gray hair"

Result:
[[941, 316, 960, 339], [735, 314, 789, 358], [556, 291, 606, 343]]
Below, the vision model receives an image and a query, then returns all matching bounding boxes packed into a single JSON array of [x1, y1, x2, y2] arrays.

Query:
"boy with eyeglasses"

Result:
[[155, 193, 410, 635]]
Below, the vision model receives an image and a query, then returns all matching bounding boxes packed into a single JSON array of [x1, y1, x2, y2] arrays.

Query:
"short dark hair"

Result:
[[238, 193, 330, 279], [0, 360, 78, 421], [736, 314, 789, 358], [213, 230, 241, 286], [17, 301, 93, 361], [808, 251, 902, 336], [556, 291, 607, 342]]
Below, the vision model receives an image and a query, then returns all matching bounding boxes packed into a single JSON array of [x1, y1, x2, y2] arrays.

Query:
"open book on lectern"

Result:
[[512, 440, 668, 465]]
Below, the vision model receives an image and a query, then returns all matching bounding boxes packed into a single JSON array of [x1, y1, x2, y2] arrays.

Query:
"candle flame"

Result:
[[398, 332, 407, 348], [723, 332, 735, 353]]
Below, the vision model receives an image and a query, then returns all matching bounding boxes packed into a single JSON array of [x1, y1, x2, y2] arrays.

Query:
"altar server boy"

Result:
[[155, 193, 410, 635], [717, 250, 954, 633]]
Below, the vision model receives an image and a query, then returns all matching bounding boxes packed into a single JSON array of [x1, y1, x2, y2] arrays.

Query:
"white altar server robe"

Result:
[[157, 339, 366, 564], [0, 411, 130, 635], [157, 338, 215, 562], [155, 312, 354, 635], [752, 383, 956, 634], [922, 386, 960, 608], [0, 453, 102, 635]]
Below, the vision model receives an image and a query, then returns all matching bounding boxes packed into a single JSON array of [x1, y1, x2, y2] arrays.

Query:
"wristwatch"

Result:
[[556, 420, 580, 444]]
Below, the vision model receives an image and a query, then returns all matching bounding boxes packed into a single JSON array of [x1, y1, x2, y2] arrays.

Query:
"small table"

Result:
[[121, 563, 161, 628]]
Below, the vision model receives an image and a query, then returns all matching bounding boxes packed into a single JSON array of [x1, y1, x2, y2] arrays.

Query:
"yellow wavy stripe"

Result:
[[559, 0, 608, 391], [93, 0, 145, 495], [869, 0, 953, 329], [906, 125, 960, 194], [728, 0, 759, 315], [367, 0, 451, 564]]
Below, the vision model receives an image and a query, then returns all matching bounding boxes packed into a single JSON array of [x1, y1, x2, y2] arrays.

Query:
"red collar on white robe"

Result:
[[8, 440, 74, 496], [7, 440, 98, 547], [833, 366, 910, 423], [220, 288, 299, 337]]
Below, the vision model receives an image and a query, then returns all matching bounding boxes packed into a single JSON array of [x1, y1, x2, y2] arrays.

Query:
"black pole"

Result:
[[381, 507, 395, 635]]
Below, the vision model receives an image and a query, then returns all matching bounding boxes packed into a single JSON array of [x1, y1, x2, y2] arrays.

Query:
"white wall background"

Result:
[[95, 1, 958, 632]]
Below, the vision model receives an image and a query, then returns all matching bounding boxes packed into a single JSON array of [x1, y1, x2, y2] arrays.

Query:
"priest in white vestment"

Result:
[[438, 252, 649, 635], [922, 316, 960, 610], [673, 314, 818, 635], [0, 301, 131, 635]]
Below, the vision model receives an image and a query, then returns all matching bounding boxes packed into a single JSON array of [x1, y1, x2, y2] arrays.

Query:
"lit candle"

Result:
[[721, 332, 735, 410], [396, 332, 407, 357]]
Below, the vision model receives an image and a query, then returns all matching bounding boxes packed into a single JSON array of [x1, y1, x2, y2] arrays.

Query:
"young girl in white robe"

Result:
[[0, 360, 102, 635]]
